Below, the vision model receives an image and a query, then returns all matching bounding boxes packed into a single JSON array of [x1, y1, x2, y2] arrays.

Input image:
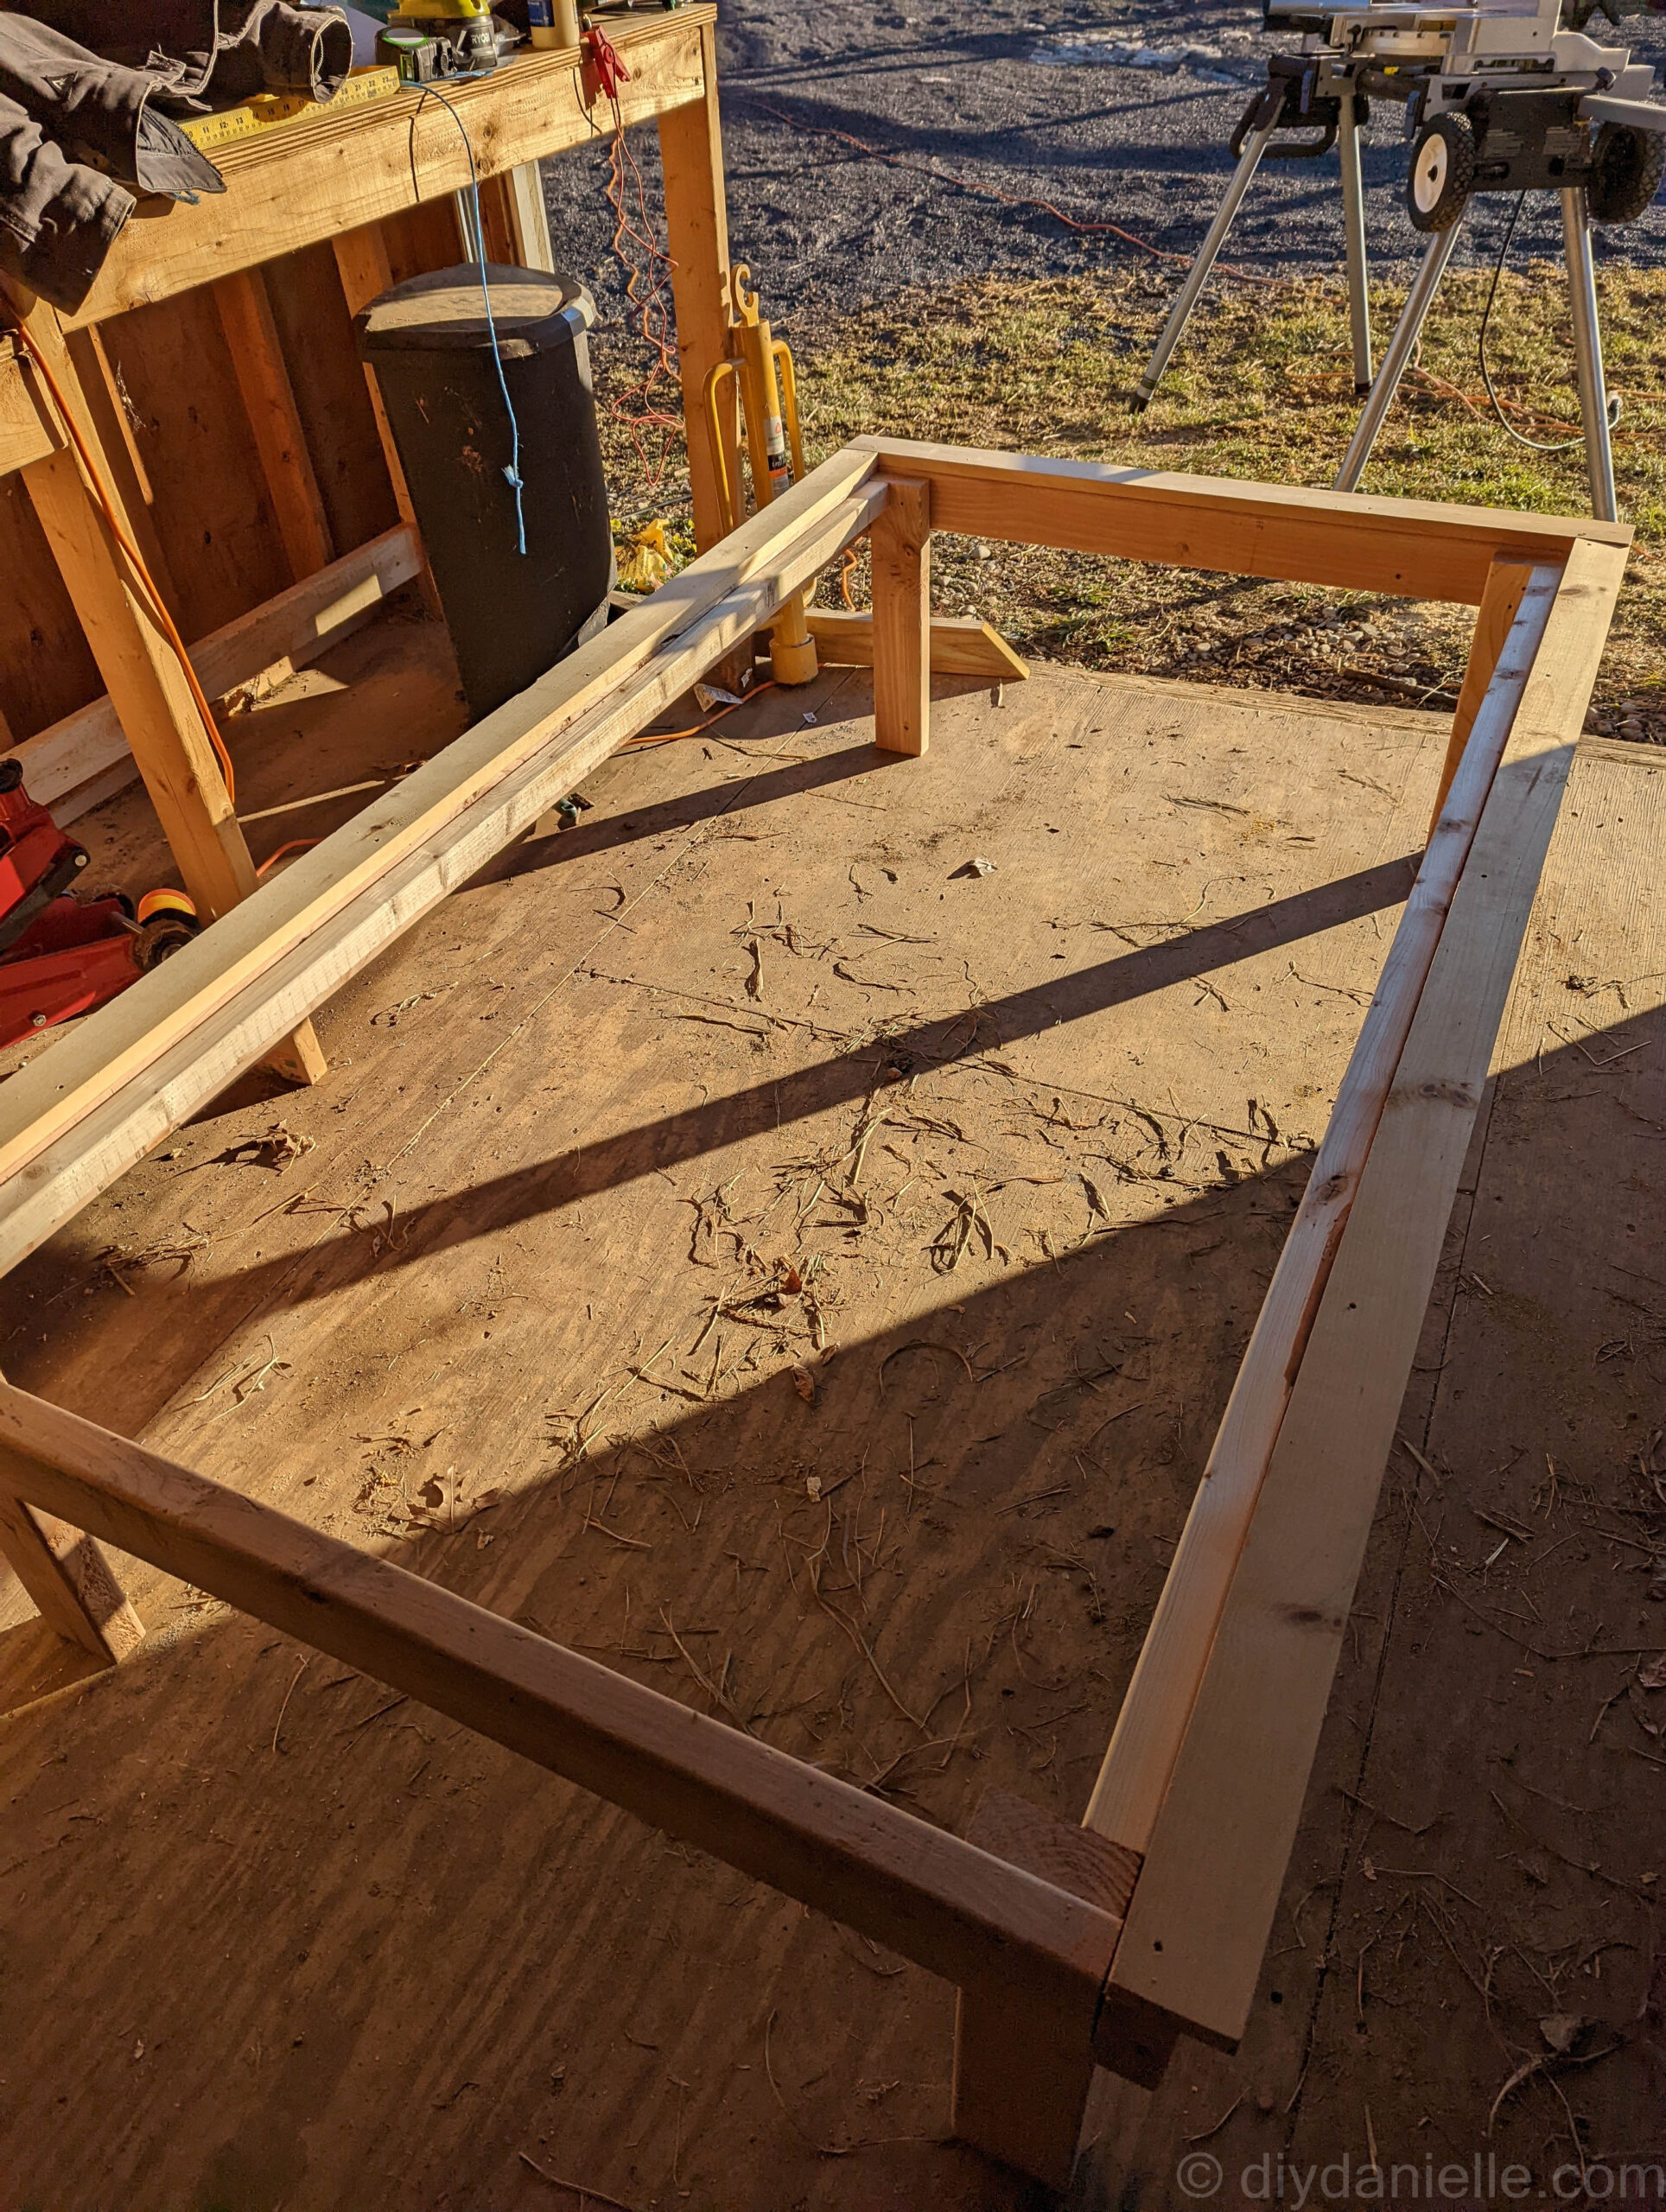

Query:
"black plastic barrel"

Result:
[[354, 264, 614, 720]]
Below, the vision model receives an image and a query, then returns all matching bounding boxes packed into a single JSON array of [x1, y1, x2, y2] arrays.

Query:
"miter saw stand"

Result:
[[1133, 2, 1666, 522]]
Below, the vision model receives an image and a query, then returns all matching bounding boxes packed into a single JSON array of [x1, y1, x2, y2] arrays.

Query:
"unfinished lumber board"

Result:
[[1432, 556, 1536, 830], [467, 173, 520, 266], [502, 162, 556, 275], [213, 268, 335, 583], [0, 334, 57, 478], [11, 292, 323, 1084], [63, 327, 181, 615], [16, 320, 257, 924], [807, 610, 1027, 682], [952, 1791, 1143, 2187], [657, 19, 739, 557], [332, 224, 441, 622], [0, 1380, 1122, 2030], [0, 1480, 143, 1665], [1082, 562, 1563, 1869], [1106, 535, 1628, 2054], [65, 15, 712, 328], [0, 461, 885, 1264], [3, 525, 419, 813], [857, 437, 1631, 604], [261, 241, 400, 558], [870, 478, 932, 755], [0, 475, 101, 739], [99, 283, 292, 643]]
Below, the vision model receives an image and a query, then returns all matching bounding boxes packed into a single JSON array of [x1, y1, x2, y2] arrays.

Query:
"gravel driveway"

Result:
[[548, 0, 1666, 321]]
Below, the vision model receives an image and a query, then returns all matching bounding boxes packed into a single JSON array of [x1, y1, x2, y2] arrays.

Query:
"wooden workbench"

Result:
[[0, 7, 734, 1077]]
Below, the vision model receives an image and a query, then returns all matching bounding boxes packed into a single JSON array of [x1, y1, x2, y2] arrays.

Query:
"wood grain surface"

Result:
[[0, 624, 1655, 2209]]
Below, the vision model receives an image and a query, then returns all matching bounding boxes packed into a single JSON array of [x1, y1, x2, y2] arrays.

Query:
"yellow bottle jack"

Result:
[[703, 266, 818, 687]]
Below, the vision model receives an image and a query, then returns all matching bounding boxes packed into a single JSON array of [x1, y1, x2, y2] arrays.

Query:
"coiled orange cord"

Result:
[[8, 314, 241, 804], [602, 92, 682, 486]]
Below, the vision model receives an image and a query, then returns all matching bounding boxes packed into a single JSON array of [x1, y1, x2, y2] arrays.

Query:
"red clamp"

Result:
[[582, 23, 631, 102]]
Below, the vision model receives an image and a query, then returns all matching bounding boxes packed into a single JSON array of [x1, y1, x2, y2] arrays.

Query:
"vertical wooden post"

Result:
[[869, 478, 932, 755], [333, 222, 443, 620], [0, 1473, 143, 1665], [657, 31, 738, 556], [952, 1986, 1096, 2193], [1430, 556, 1536, 831], [466, 169, 545, 269], [466, 167, 554, 273], [213, 266, 335, 585], [503, 162, 556, 273], [950, 1791, 1141, 2190], [25, 447, 252, 913], [65, 324, 181, 614], [8, 287, 325, 1083]]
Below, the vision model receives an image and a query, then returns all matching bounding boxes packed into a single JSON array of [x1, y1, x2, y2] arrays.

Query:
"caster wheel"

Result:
[[1587, 122, 1666, 226], [1406, 113, 1475, 233]]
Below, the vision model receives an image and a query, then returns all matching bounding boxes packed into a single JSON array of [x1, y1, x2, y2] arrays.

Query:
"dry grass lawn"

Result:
[[598, 261, 1665, 740]]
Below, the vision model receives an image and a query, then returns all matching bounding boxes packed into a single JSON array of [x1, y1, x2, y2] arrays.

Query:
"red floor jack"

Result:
[[0, 760, 199, 1049]]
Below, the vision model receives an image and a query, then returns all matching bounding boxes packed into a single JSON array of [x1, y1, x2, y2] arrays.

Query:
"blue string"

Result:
[[416, 86, 528, 556]]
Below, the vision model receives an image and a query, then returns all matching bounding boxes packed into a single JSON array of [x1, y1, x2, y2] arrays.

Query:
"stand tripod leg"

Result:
[[1132, 116, 1281, 412], [1339, 91, 1373, 395], [1561, 186, 1618, 524], [1333, 218, 1463, 493]]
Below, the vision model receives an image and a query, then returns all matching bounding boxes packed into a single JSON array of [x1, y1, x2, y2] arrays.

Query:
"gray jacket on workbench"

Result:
[[14, 0, 353, 103], [0, 0, 349, 315]]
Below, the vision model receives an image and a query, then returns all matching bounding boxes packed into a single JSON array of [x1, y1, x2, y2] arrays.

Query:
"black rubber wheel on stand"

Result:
[[1406, 114, 1475, 232], [1587, 122, 1666, 226]]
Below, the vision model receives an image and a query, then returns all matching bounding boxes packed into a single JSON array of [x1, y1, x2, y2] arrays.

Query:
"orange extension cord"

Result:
[[8, 314, 242, 805], [619, 678, 779, 752], [603, 92, 684, 487]]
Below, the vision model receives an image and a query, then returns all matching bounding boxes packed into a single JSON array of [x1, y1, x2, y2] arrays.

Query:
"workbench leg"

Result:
[[1430, 556, 1536, 833], [449, 168, 550, 276], [10, 292, 325, 1085], [658, 22, 739, 557], [333, 223, 444, 621], [0, 1480, 143, 1666], [503, 162, 556, 273], [214, 267, 335, 585], [66, 324, 181, 616], [869, 479, 932, 756]]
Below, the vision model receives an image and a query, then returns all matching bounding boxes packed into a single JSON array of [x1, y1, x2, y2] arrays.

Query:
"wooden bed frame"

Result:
[[0, 442, 1628, 2192]]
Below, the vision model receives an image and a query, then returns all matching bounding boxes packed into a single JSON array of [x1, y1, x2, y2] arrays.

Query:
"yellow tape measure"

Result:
[[181, 65, 401, 154]]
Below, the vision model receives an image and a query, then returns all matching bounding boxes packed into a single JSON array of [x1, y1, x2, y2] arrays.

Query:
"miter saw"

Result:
[[1134, 0, 1666, 519]]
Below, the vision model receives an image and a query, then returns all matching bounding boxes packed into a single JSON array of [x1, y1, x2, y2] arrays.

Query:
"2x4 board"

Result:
[[0, 441, 1629, 2190]]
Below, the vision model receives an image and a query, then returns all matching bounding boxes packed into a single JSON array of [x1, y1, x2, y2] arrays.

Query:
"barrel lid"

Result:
[[356, 264, 595, 358]]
